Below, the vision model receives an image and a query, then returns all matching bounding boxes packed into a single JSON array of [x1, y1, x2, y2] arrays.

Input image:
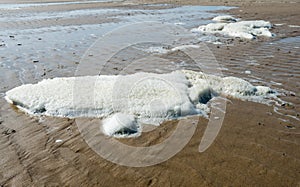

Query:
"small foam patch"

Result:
[[102, 113, 140, 138], [192, 16, 273, 39]]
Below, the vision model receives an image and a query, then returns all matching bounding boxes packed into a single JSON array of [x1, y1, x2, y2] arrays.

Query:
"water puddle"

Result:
[[0, 5, 234, 89], [0, 5, 233, 28], [0, 0, 121, 10]]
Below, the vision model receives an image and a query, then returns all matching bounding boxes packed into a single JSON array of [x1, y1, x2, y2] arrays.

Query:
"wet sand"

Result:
[[0, 0, 299, 186]]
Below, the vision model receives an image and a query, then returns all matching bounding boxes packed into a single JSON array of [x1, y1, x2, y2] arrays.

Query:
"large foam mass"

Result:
[[5, 70, 278, 137]]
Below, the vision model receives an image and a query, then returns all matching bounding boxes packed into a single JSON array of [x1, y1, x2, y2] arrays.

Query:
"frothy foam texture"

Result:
[[102, 113, 141, 138], [5, 70, 278, 138], [192, 16, 274, 39], [142, 45, 200, 54], [212, 15, 237, 23]]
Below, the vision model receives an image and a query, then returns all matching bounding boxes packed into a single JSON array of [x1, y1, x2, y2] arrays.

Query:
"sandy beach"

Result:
[[0, 0, 299, 186]]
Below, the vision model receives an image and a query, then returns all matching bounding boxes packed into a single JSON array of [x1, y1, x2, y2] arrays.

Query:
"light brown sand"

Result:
[[0, 0, 299, 186]]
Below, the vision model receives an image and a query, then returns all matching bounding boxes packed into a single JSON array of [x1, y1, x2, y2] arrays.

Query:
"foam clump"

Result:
[[5, 71, 195, 124], [143, 46, 169, 54], [143, 45, 200, 54], [183, 70, 276, 102], [212, 15, 237, 23], [193, 22, 227, 32], [5, 70, 278, 137], [171, 45, 200, 51], [102, 113, 140, 138], [192, 16, 273, 39]]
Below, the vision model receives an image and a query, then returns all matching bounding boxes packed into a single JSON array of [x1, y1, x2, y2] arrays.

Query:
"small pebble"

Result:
[[2, 129, 16, 135], [55, 139, 63, 143], [245, 70, 251, 74], [285, 125, 295, 129]]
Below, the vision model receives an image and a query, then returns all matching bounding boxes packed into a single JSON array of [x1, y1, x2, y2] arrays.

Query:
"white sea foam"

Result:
[[192, 23, 227, 33], [143, 46, 169, 54], [170, 45, 200, 51], [274, 23, 284, 26], [102, 113, 141, 138], [142, 45, 200, 54], [192, 16, 273, 39], [212, 15, 237, 23], [5, 70, 278, 137], [288, 25, 300, 28]]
